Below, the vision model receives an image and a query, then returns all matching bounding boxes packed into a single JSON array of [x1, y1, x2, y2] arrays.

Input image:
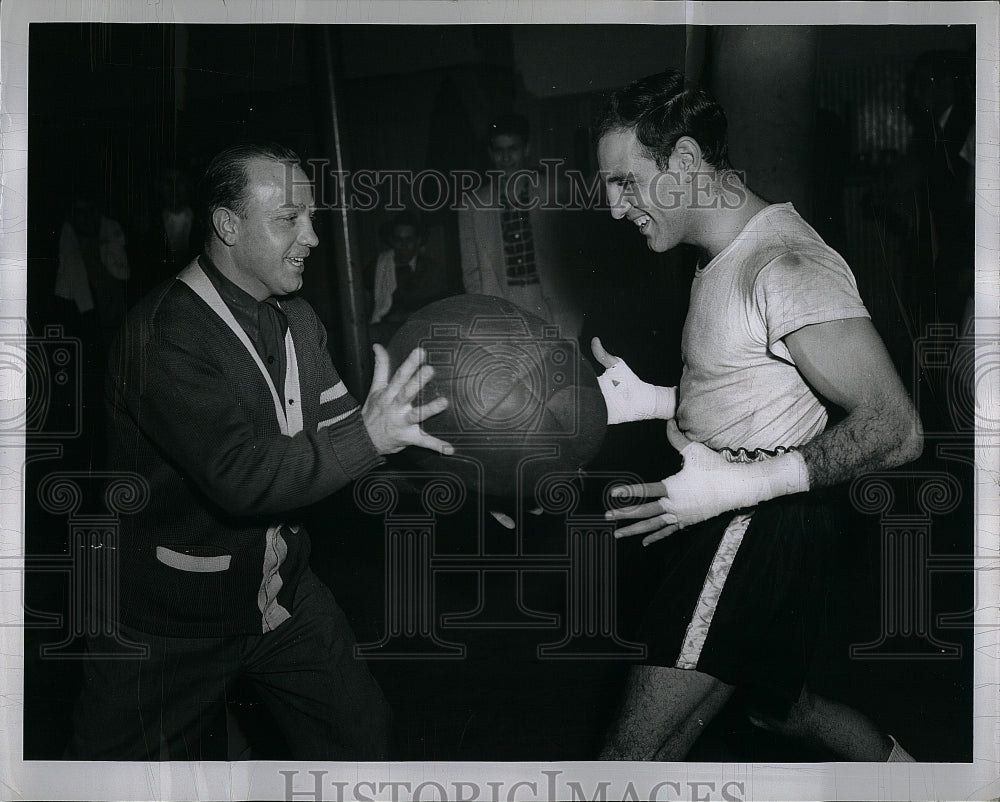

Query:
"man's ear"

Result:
[[211, 207, 240, 246], [670, 137, 703, 176]]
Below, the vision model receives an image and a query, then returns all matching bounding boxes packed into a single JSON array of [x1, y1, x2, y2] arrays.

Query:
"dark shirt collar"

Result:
[[197, 254, 285, 341], [496, 170, 536, 208]]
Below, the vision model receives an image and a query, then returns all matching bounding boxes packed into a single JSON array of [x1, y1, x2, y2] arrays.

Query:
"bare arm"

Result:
[[785, 317, 923, 486]]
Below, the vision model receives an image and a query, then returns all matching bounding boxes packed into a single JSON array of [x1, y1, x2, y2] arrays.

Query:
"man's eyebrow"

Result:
[[605, 171, 634, 184]]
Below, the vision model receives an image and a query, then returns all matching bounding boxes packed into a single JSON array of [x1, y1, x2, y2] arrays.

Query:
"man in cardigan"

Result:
[[67, 142, 453, 761]]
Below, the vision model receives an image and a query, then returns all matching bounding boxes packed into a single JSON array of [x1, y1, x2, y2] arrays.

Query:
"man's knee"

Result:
[[603, 665, 733, 760]]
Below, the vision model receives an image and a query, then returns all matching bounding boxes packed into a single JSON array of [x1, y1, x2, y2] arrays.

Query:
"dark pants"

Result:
[[66, 570, 390, 761]]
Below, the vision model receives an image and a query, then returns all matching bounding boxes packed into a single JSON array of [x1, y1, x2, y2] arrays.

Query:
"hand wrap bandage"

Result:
[[597, 359, 677, 425], [608, 421, 812, 545], [657, 438, 811, 529]]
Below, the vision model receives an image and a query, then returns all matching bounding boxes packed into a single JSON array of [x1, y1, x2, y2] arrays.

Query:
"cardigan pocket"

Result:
[[155, 545, 232, 573]]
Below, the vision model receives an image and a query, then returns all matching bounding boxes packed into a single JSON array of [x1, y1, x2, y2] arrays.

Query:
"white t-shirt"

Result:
[[676, 203, 870, 452]]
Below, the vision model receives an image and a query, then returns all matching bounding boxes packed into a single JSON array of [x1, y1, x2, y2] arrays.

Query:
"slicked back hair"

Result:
[[597, 70, 731, 171], [200, 142, 302, 242], [488, 112, 531, 146]]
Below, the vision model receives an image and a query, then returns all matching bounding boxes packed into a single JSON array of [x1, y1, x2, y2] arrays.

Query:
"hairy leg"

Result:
[[600, 665, 736, 761], [749, 684, 894, 761]]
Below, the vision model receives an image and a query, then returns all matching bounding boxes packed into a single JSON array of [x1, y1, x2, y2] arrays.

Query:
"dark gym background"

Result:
[[24, 23, 976, 761]]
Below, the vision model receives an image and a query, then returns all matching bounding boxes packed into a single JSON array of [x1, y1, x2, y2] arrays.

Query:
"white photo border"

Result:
[[1, 1, 997, 800]]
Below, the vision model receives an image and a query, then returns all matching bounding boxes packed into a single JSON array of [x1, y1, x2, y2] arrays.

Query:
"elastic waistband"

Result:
[[720, 445, 796, 465]]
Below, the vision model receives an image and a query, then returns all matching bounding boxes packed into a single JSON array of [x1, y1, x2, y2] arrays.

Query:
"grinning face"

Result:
[[226, 157, 319, 300], [488, 133, 528, 178], [597, 127, 691, 253]]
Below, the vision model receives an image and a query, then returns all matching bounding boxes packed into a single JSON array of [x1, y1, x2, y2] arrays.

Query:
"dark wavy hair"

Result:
[[597, 70, 731, 171], [488, 112, 531, 145], [199, 142, 301, 239]]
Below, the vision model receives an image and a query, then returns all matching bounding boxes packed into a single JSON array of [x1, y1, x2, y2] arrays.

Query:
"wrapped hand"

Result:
[[591, 337, 676, 425], [606, 421, 810, 545]]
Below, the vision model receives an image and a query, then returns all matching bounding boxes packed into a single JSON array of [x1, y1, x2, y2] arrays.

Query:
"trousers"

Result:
[[66, 570, 390, 760]]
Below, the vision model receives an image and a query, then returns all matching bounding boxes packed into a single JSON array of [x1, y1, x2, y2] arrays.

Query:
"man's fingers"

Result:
[[398, 364, 434, 405], [665, 419, 693, 454], [386, 346, 425, 398], [613, 514, 675, 538], [590, 336, 620, 370], [410, 432, 454, 456], [490, 510, 516, 530], [408, 396, 449, 422], [370, 343, 390, 390], [606, 499, 676, 522], [609, 481, 668, 502], [642, 525, 680, 547]]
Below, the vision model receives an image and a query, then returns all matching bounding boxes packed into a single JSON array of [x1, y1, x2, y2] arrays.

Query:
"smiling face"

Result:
[[223, 157, 319, 300], [598, 127, 691, 253], [489, 133, 529, 178]]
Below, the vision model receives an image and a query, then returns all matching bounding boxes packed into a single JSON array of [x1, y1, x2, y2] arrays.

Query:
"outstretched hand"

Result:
[[362, 344, 454, 456], [591, 337, 676, 425], [605, 420, 809, 546]]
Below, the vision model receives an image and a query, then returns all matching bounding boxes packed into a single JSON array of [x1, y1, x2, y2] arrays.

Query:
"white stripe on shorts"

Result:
[[675, 511, 755, 670]]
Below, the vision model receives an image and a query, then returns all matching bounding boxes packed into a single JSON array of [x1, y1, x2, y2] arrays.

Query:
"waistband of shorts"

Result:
[[720, 445, 798, 464]]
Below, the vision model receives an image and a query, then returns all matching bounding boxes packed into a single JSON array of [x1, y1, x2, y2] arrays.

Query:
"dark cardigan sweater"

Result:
[[105, 265, 382, 636]]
